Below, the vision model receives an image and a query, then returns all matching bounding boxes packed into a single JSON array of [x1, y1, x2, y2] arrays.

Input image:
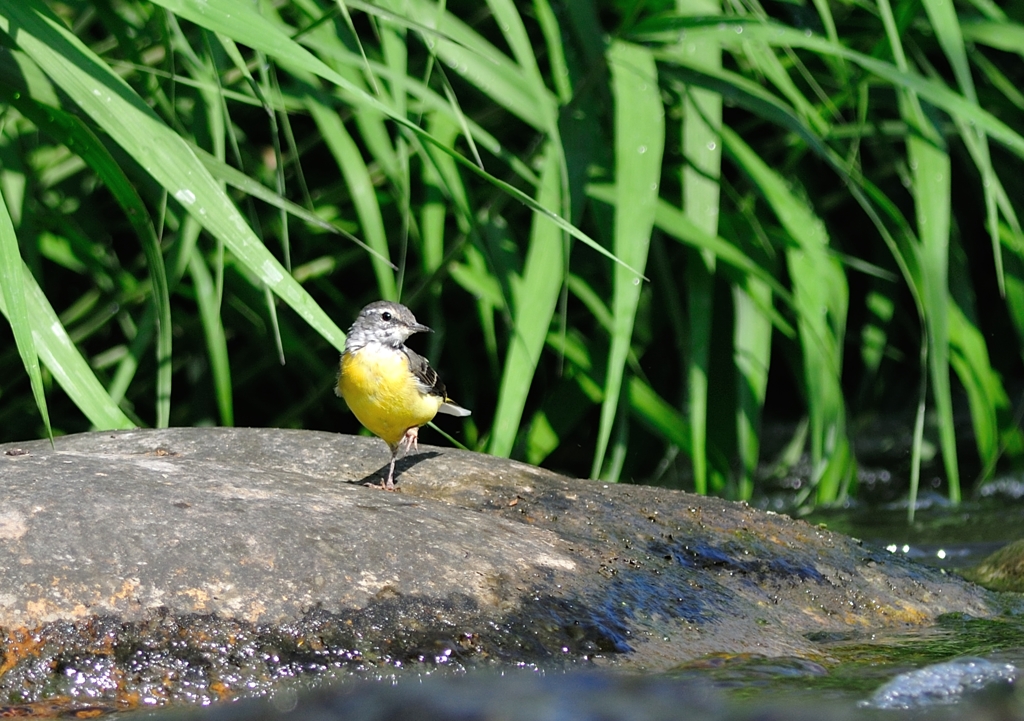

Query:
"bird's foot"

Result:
[[399, 426, 419, 455]]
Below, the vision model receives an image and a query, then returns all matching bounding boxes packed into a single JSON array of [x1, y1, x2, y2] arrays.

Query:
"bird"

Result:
[[336, 300, 471, 490]]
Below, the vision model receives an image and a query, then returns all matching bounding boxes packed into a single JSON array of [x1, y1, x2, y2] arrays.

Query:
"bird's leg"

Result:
[[378, 429, 419, 491], [377, 428, 419, 491], [380, 442, 399, 493], [383, 446, 398, 491]]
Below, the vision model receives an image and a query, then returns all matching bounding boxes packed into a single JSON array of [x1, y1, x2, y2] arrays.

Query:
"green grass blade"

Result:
[[486, 0, 545, 91], [307, 98, 398, 301], [306, 4, 539, 185], [628, 376, 692, 455], [348, 0, 553, 132], [919, 0, 1004, 296], [646, 20, 1024, 162], [720, 124, 850, 502], [738, 40, 827, 135], [879, 0, 961, 505], [0, 184, 52, 441], [948, 299, 1006, 481], [909, 336, 928, 522], [409, 0, 556, 132], [188, 249, 234, 426], [1000, 224, 1024, 357], [733, 279, 772, 500], [587, 184, 795, 336], [7, 93, 173, 428], [106, 312, 149, 409], [544, 327, 693, 458], [910, 135, 959, 504], [489, 143, 564, 457], [686, 260, 713, 494], [419, 112, 461, 276], [188, 141, 393, 267], [0, 260, 134, 430], [591, 41, 664, 480], [678, 0, 723, 495], [534, 0, 572, 105]]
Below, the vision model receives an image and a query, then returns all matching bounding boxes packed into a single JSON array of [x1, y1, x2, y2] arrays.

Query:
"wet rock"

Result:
[[0, 428, 996, 713], [965, 539, 1024, 592]]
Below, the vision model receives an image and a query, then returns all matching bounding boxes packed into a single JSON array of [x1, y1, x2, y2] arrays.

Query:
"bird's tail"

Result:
[[438, 401, 471, 417]]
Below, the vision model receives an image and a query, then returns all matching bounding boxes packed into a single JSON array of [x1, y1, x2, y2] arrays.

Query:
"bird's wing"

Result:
[[404, 347, 472, 416], [404, 347, 448, 400]]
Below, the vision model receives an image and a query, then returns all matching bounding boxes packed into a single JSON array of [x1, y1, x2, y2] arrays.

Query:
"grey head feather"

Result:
[[344, 301, 431, 352]]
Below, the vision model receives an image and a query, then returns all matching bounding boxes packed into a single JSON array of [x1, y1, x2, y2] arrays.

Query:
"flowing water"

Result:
[[740, 484, 1024, 714]]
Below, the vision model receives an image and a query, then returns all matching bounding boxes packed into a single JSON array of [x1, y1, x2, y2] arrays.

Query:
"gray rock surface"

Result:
[[0, 427, 995, 712]]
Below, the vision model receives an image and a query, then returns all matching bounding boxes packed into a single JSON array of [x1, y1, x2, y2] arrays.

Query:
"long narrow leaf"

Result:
[[489, 143, 564, 457], [5, 89, 173, 428], [592, 41, 664, 480], [308, 98, 398, 301], [721, 124, 851, 502], [677, 0, 723, 494], [734, 279, 772, 500], [188, 249, 233, 426], [0, 185, 52, 440], [0, 261, 133, 430]]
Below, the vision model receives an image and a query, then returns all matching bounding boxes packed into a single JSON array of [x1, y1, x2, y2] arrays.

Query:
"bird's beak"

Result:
[[410, 322, 432, 334]]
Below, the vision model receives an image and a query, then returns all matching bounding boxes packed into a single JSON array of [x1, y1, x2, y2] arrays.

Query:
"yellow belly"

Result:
[[337, 346, 443, 447]]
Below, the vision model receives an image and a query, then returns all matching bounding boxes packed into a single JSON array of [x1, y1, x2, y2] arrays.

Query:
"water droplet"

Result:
[[804, 28, 813, 37], [632, 277, 641, 286], [637, 145, 647, 154], [261, 259, 284, 284], [175, 189, 196, 205], [650, 182, 658, 191], [707, 141, 717, 151], [735, 25, 744, 34]]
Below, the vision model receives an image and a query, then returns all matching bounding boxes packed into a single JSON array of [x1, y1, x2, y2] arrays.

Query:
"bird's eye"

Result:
[[381, 311, 392, 321]]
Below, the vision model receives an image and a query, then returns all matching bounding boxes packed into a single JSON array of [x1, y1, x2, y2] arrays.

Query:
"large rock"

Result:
[[0, 428, 994, 713]]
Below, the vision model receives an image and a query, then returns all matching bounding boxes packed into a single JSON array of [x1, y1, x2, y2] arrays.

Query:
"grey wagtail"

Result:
[[336, 301, 471, 490]]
